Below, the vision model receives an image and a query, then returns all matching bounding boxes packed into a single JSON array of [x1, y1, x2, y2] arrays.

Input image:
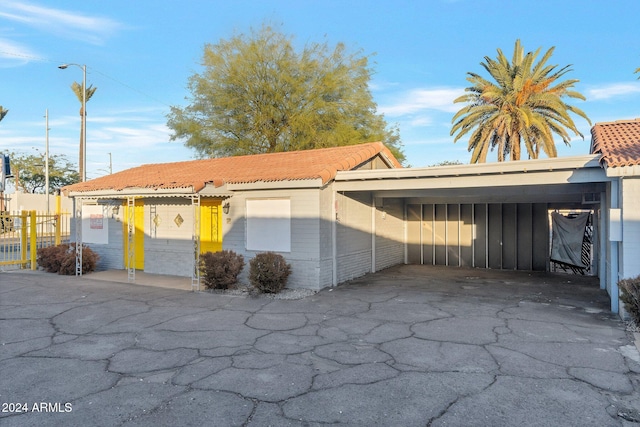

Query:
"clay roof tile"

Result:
[[63, 142, 402, 195], [591, 118, 640, 168]]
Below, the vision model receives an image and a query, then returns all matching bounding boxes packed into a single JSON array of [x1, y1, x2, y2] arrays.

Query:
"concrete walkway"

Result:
[[1, 265, 639, 426], [87, 270, 194, 291]]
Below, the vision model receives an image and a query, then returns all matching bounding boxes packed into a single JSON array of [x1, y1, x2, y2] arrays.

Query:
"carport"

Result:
[[334, 154, 621, 312]]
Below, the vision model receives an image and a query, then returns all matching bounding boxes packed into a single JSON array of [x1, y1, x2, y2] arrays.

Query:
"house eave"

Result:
[[67, 187, 196, 199], [604, 164, 640, 177], [225, 178, 324, 190]]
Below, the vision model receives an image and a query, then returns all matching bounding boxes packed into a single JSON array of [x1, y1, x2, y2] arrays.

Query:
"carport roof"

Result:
[[591, 118, 640, 168], [334, 154, 609, 207]]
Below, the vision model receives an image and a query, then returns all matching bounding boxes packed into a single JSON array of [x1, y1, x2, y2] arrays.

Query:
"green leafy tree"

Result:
[[636, 67, 640, 79], [451, 39, 591, 163], [0, 106, 8, 123], [70, 81, 97, 181], [7, 152, 79, 193], [167, 24, 404, 162]]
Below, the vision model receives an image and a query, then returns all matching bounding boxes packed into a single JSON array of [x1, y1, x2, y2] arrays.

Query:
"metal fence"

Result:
[[0, 211, 71, 271]]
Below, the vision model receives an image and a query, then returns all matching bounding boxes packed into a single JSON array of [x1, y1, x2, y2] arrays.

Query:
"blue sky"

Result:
[[1, 0, 639, 179]]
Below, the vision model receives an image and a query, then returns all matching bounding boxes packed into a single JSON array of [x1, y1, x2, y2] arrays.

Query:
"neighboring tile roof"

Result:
[[63, 142, 401, 194], [590, 118, 640, 167]]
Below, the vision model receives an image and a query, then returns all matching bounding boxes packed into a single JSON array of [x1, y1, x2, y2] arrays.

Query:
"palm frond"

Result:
[[451, 39, 590, 162]]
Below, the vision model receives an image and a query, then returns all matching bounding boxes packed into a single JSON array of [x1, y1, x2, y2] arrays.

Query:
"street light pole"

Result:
[[58, 63, 87, 182], [58, 63, 87, 276], [45, 109, 50, 213]]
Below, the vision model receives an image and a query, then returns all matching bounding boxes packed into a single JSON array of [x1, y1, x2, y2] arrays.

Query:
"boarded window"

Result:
[[82, 205, 109, 244], [246, 199, 291, 252]]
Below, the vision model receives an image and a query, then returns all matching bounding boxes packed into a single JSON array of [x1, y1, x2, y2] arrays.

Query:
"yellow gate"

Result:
[[0, 210, 71, 270]]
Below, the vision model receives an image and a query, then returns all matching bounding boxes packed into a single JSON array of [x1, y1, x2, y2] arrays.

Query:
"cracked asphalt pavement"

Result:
[[1, 265, 639, 426]]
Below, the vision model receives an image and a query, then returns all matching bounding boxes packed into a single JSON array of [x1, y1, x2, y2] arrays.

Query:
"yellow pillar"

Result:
[[20, 211, 27, 268], [30, 210, 37, 270], [55, 193, 61, 245]]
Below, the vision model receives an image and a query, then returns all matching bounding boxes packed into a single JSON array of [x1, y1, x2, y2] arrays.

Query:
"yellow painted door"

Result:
[[200, 200, 222, 254], [123, 200, 145, 269]]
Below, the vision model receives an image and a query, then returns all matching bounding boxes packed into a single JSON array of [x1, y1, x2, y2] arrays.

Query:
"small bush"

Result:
[[620, 275, 640, 325], [199, 250, 245, 290], [37, 244, 69, 273], [37, 243, 99, 275], [249, 252, 291, 294]]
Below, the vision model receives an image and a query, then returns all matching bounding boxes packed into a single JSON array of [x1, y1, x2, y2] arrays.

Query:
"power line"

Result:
[[0, 50, 55, 62], [0, 50, 173, 108], [88, 67, 172, 108]]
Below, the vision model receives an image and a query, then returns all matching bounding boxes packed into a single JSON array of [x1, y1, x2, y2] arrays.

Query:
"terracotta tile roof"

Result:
[[63, 142, 401, 194], [591, 118, 640, 167]]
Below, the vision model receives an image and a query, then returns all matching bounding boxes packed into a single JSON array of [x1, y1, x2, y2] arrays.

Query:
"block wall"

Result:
[[375, 198, 405, 271], [335, 192, 372, 283], [223, 189, 323, 290]]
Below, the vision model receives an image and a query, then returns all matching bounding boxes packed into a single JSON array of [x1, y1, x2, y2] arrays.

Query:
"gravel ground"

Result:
[[626, 321, 640, 333], [205, 284, 317, 300]]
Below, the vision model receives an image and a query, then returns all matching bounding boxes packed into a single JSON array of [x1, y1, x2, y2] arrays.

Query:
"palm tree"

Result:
[[636, 67, 640, 79], [70, 82, 97, 181], [0, 106, 8, 123], [451, 40, 591, 163]]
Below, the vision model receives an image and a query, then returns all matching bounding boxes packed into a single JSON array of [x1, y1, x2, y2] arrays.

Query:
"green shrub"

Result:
[[249, 252, 291, 294], [37, 243, 99, 275], [199, 250, 245, 290], [620, 275, 640, 325]]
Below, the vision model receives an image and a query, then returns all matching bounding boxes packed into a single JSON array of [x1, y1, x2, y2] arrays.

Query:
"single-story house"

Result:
[[62, 142, 403, 289], [63, 119, 640, 316]]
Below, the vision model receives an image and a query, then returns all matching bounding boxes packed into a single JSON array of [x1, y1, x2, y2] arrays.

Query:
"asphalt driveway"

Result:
[[1, 265, 639, 426]]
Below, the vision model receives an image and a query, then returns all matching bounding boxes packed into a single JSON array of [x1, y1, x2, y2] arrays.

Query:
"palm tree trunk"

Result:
[[511, 128, 521, 161]]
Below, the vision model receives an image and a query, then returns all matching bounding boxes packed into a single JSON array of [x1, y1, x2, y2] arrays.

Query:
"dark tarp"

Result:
[[550, 212, 589, 268]]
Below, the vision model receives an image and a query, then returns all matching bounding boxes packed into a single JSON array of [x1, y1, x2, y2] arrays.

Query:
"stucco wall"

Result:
[[621, 177, 640, 280], [5, 191, 73, 213]]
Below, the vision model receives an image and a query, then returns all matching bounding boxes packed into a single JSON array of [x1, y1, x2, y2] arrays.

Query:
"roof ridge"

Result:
[[62, 141, 401, 194], [593, 118, 640, 126]]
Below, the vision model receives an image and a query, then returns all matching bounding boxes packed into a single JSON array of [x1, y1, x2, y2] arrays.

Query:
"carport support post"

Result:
[[75, 198, 83, 276], [371, 195, 376, 273], [599, 192, 607, 291], [609, 180, 620, 314], [332, 190, 338, 286], [191, 195, 201, 291], [126, 197, 135, 282]]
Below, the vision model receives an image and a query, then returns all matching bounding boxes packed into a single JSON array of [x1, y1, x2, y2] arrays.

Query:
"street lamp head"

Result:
[[58, 64, 69, 69]]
